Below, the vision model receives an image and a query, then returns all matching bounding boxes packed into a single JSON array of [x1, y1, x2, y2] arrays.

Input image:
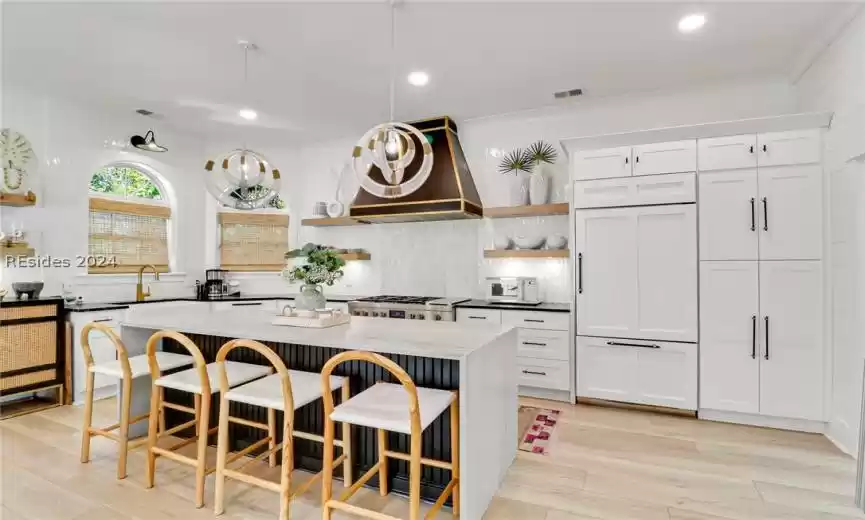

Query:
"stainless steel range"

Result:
[[348, 296, 469, 322]]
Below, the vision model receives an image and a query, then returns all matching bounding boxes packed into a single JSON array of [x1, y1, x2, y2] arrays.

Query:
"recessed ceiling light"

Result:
[[239, 108, 258, 120], [407, 71, 429, 87], [678, 13, 706, 33]]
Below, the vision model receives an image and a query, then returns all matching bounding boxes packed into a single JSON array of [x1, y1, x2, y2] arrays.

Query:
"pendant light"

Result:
[[350, 0, 433, 199], [204, 41, 281, 210], [130, 130, 168, 153]]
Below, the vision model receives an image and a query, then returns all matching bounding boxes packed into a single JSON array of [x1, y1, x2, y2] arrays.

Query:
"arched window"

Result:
[[88, 164, 172, 273]]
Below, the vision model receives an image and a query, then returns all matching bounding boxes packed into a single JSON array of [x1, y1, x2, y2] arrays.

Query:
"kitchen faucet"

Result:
[[136, 264, 160, 302]]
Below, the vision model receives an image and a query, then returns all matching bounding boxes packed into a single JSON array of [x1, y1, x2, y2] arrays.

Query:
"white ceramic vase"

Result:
[[529, 163, 550, 205], [509, 171, 530, 206]]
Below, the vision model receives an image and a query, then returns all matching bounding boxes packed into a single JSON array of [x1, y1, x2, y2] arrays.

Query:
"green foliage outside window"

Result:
[[90, 166, 163, 200]]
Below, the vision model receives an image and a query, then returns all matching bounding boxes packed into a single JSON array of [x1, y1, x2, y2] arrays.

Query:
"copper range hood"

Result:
[[349, 116, 483, 223]]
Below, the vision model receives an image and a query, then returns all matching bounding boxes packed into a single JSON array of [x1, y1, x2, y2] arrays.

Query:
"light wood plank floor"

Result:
[[0, 396, 861, 520]]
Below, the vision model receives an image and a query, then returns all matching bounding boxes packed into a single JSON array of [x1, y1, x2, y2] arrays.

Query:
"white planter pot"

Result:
[[509, 172, 530, 206], [529, 163, 550, 205]]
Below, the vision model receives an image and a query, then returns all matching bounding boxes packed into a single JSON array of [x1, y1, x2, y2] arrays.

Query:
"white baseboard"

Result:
[[826, 418, 857, 457], [519, 386, 572, 403], [699, 409, 826, 433]]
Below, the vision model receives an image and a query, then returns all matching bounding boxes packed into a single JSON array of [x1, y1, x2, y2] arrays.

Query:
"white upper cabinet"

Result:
[[758, 164, 823, 261], [699, 261, 760, 414], [698, 169, 759, 261], [632, 140, 697, 176], [574, 172, 696, 209], [757, 129, 822, 167], [571, 146, 633, 180], [575, 204, 697, 342], [575, 208, 638, 338], [698, 134, 758, 171], [758, 261, 824, 421], [634, 204, 698, 342]]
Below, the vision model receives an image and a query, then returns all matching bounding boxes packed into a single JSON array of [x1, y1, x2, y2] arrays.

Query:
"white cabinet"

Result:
[[577, 336, 697, 410], [502, 309, 569, 331], [575, 208, 637, 338], [698, 261, 824, 421], [758, 164, 823, 261], [758, 261, 824, 421], [455, 308, 502, 325], [698, 134, 758, 171], [574, 172, 696, 209], [516, 329, 569, 361], [632, 140, 697, 176], [571, 146, 632, 180], [757, 129, 822, 167], [69, 308, 129, 405], [575, 204, 697, 342], [699, 262, 760, 414], [518, 357, 570, 391], [698, 170, 759, 261], [634, 204, 698, 342]]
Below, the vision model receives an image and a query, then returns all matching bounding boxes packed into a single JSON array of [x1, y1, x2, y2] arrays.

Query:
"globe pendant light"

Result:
[[204, 41, 281, 210], [351, 0, 433, 199]]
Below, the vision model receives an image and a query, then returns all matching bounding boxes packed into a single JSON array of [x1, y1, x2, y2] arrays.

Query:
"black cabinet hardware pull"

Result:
[[524, 319, 545, 323], [522, 370, 547, 376], [750, 198, 756, 231], [635, 156, 640, 163], [762, 197, 768, 231], [468, 316, 487, 320], [764, 316, 770, 360], [749, 145, 754, 154], [625, 157, 629, 164], [233, 302, 262, 306], [522, 341, 548, 347], [606, 341, 661, 349], [751, 315, 757, 359], [763, 144, 768, 152], [578, 253, 583, 294], [93, 318, 113, 323]]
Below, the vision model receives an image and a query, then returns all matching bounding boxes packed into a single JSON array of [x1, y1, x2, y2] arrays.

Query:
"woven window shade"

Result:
[[88, 198, 170, 273], [219, 213, 289, 271]]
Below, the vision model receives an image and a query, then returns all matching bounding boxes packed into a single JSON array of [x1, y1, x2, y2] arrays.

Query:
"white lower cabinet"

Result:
[[698, 260, 824, 422], [69, 309, 129, 405], [577, 336, 697, 410], [518, 357, 570, 391]]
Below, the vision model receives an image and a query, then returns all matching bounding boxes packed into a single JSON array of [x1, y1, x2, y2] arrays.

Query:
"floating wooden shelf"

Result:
[[483, 203, 569, 218], [301, 217, 368, 227], [339, 252, 371, 261], [0, 246, 35, 258], [484, 249, 569, 259], [0, 192, 37, 207]]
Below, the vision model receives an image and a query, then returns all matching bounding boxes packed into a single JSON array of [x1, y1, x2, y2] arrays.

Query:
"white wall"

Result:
[[227, 78, 798, 301], [0, 86, 208, 302], [795, 8, 865, 456]]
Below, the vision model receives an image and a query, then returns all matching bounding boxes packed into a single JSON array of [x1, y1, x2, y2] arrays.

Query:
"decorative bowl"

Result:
[[513, 236, 545, 250], [546, 234, 568, 250], [493, 236, 513, 250], [326, 201, 344, 218], [12, 281, 44, 300]]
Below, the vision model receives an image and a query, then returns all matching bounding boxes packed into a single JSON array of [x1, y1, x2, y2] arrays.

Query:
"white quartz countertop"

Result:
[[120, 304, 511, 360]]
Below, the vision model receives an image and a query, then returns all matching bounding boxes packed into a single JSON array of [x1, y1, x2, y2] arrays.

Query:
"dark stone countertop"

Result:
[[454, 299, 571, 313], [65, 293, 365, 312], [1, 296, 65, 307]]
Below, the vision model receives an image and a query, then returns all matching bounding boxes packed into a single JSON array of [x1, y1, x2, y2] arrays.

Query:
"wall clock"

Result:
[[0, 129, 34, 169]]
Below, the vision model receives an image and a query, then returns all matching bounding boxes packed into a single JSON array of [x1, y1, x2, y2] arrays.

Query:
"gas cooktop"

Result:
[[348, 295, 469, 321]]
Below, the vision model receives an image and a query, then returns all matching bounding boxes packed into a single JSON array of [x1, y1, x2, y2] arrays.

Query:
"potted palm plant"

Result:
[[498, 148, 533, 206], [527, 141, 558, 205], [283, 243, 346, 310]]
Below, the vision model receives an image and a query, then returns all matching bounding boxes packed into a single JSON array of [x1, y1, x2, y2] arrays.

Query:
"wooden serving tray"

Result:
[[271, 313, 351, 328]]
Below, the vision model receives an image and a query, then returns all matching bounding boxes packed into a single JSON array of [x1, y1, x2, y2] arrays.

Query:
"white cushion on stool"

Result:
[[329, 382, 455, 435], [225, 370, 345, 411], [90, 352, 194, 379], [155, 361, 271, 395]]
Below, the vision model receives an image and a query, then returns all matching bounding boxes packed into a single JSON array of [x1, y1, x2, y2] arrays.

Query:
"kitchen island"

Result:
[[119, 304, 517, 519]]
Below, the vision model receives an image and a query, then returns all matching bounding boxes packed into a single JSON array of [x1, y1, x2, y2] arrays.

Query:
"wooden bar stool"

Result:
[[143, 330, 272, 508], [320, 351, 459, 520], [211, 339, 353, 520], [79, 322, 193, 479]]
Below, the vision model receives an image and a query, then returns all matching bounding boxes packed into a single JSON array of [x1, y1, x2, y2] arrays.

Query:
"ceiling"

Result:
[[2, 1, 853, 142]]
